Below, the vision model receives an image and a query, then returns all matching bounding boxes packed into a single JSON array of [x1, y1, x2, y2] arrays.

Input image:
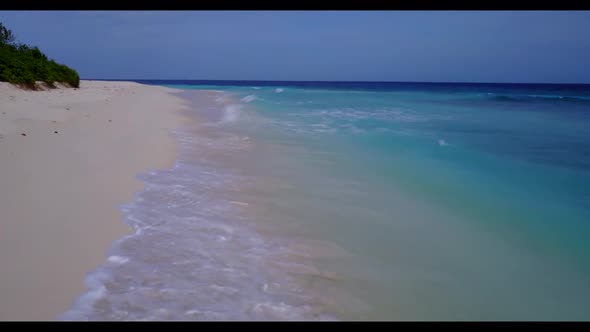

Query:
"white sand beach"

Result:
[[0, 81, 189, 320]]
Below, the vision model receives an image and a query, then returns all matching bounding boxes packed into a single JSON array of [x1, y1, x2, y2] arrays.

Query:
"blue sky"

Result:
[[1, 11, 589, 83]]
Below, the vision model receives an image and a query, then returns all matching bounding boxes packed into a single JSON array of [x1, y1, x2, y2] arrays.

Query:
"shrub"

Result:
[[0, 22, 80, 88]]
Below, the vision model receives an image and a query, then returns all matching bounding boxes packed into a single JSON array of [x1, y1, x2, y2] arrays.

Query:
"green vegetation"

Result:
[[0, 22, 80, 88]]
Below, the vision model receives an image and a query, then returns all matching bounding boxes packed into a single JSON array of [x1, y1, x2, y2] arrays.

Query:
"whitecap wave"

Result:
[[241, 95, 257, 103]]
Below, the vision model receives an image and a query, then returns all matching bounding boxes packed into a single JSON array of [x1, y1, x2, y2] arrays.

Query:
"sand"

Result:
[[0, 80, 190, 320]]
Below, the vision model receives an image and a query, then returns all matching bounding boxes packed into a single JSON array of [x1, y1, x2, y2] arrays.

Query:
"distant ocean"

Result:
[[62, 80, 590, 320]]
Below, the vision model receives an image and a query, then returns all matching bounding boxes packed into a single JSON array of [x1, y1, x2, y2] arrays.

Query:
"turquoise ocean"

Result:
[[61, 81, 590, 320]]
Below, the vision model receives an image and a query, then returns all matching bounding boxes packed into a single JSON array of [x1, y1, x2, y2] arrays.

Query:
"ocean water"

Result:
[[62, 81, 590, 320]]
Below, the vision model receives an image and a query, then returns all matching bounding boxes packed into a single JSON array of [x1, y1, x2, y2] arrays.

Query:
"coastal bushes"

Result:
[[0, 22, 80, 88]]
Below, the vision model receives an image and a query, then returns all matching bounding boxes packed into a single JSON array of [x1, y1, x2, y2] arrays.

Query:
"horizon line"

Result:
[[83, 78, 590, 85]]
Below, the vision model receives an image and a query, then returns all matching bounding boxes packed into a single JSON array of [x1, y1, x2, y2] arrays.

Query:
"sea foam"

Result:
[[222, 104, 242, 122]]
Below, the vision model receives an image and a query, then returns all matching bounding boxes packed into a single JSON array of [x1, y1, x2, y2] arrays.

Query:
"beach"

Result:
[[0, 80, 188, 320]]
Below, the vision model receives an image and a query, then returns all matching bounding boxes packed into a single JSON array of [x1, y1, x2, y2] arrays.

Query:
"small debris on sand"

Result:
[[108, 120, 112, 122], [21, 133, 26, 136], [66, 107, 70, 110]]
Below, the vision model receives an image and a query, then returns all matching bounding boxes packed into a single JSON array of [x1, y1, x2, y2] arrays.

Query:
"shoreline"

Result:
[[0, 80, 190, 320], [59, 88, 346, 321]]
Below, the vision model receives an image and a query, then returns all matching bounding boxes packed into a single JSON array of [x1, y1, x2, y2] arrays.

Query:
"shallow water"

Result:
[[63, 81, 590, 320]]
